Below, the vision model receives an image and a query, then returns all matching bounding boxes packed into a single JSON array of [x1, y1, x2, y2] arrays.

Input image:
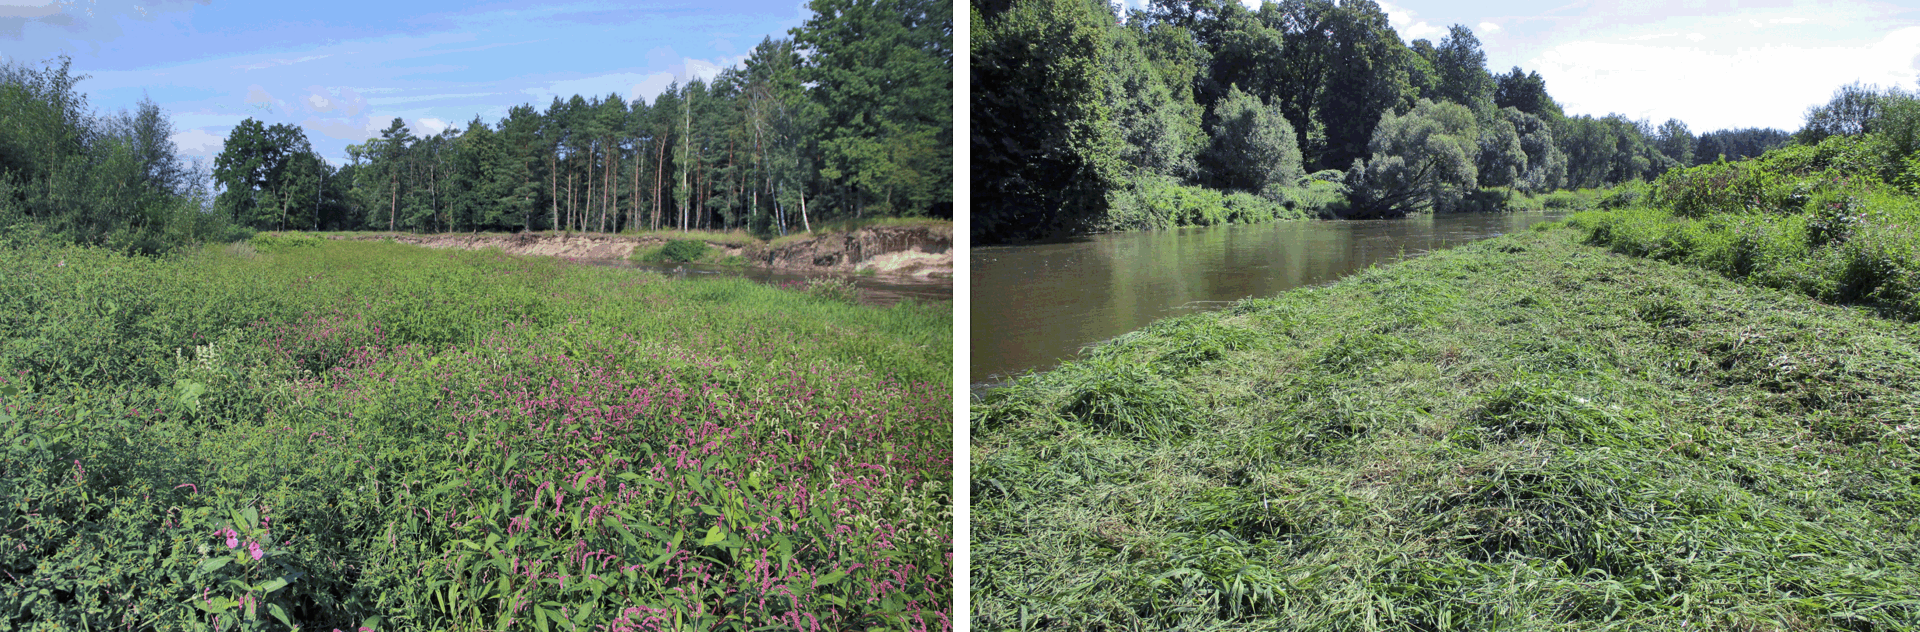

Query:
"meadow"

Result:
[[971, 225, 1919, 630], [0, 231, 952, 631]]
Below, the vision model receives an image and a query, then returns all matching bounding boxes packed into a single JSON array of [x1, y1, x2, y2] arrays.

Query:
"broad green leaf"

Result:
[[701, 524, 726, 546], [198, 557, 230, 573], [267, 603, 294, 628]]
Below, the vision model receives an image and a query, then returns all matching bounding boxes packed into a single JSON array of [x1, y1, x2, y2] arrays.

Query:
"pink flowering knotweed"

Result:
[[317, 328, 953, 631]]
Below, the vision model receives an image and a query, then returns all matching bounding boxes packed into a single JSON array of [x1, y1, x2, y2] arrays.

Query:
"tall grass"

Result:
[[1571, 134, 1920, 319], [972, 228, 1920, 630], [1, 238, 951, 630]]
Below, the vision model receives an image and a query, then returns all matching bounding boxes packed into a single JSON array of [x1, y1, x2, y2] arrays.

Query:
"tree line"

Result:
[[0, 0, 949, 253], [0, 57, 226, 252], [218, 0, 949, 237], [971, 0, 1792, 242]]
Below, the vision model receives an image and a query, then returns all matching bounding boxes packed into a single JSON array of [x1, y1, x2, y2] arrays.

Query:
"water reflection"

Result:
[[574, 259, 952, 307], [970, 212, 1566, 383]]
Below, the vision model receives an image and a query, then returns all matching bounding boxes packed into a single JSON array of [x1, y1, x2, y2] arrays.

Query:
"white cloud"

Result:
[[1530, 26, 1920, 130], [631, 72, 677, 104], [301, 116, 378, 141], [1479, 22, 1501, 34], [620, 55, 751, 104], [301, 85, 366, 117], [1, 0, 202, 45], [1379, 1, 1445, 42], [1686, 32, 1705, 42], [415, 117, 449, 135], [170, 127, 224, 158], [245, 85, 275, 103]]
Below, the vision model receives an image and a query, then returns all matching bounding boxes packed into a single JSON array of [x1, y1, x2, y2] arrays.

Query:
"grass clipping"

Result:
[[972, 227, 1920, 631]]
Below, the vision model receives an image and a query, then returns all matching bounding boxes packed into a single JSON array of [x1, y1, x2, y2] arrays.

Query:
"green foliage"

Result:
[[971, 0, 1127, 242], [1580, 135, 1920, 319], [248, 231, 324, 253], [1493, 66, 1561, 120], [658, 238, 709, 262], [0, 238, 951, 629], [1348, 99, 1482, 217], [793, 0, 951, 218], [1265, 171, 1352, 218], [1107, 173, 1315, 231], [213, 118, 330, 231], [0, 57, 232, 253], [1203, 85, 1305, 193]]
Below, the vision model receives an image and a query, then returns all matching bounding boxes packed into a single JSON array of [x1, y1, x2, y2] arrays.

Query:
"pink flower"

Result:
[[249, 541, 264, 560], [222, 529, 238, 549]]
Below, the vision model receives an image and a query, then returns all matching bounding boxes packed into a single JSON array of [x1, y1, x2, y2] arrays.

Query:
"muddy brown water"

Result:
[[575, 259, 951, 307], [971, 211, 1569, 384]]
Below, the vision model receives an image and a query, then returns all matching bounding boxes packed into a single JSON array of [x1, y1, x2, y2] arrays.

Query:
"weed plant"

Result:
[[0, 238, 951, 630], [972, 228, 1920, 630], [1573, 134, 1920, 319]]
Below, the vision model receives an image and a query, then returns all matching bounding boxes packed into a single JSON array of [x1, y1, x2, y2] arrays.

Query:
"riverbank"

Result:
[[1, 238, 951, 629], [972, 225, 1919, 630], [970, 210, 1569, 382], [323, 219, 953, 279]]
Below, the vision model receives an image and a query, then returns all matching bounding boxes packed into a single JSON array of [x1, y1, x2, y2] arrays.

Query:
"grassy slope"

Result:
[[0, 238, 951, 630], [972, 226, 1920, 631]]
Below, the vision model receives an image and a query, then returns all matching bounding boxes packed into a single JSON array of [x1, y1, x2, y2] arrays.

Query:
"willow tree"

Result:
[[1346, 99, 1479, 217]]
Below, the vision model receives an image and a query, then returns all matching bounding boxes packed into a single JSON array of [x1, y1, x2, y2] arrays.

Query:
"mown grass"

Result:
[[1, 237, 951, 631], [971, 227, 1920, 631]]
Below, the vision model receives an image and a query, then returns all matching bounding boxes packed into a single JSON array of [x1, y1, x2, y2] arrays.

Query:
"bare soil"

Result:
[[339, 224, 953, 279]]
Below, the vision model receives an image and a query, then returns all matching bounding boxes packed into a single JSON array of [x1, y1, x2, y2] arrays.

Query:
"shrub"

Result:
[[803, 276, 861, 304], [658, 238, 709, 262]]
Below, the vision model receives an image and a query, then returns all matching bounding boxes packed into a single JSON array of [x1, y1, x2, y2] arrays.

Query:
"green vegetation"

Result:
[[971, 0, 1789, 242], [200, 0, 949, 236], [619, 228, 761, 247], [974, 81, 1920, 630], [658, 238, 710, 262], [971, 227, 1920, 630], [1, 58, 240, 253], [1, 238, 951, 630], [1570, 90, 1920, 321]]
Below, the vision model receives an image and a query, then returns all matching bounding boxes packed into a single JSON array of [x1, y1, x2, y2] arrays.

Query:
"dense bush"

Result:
[[1107, 175, 1316, 231], [659, 238, 710, 262], [0, 239, 952, 630]]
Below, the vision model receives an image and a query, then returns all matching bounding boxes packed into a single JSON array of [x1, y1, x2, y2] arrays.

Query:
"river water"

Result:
[[970, 211, 1568, 384], [575, 259, 952, 307]]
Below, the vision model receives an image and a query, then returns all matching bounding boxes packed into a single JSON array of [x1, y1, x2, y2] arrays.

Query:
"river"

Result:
[[576, 259, 952, 306], [970, 211, 1569, 384]]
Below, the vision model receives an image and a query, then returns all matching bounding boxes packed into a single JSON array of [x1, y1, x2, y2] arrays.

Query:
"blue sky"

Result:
[[1106, 0, 1920, 135], [1, 0, 816, 166]]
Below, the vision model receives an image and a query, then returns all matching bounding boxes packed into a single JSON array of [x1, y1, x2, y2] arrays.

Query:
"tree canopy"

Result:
[[970, 0, 1784, 240]]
